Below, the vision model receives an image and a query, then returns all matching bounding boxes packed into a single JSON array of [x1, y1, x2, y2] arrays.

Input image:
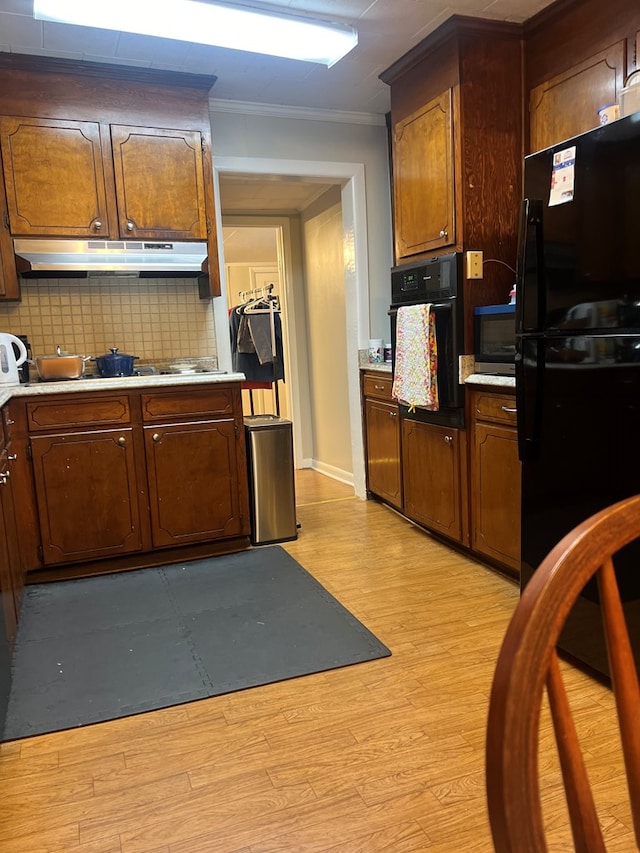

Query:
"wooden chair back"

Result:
[[486, 494, 640, 851]]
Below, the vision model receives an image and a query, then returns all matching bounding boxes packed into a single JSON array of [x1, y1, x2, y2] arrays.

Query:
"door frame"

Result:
[[212, 157, 369, 499]]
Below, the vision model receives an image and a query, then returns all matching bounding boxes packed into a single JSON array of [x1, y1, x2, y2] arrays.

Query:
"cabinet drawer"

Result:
[[26, 395, 131, 431], [363, 373, 394, 402], [473, 392, 517, 426], [141, 385, 235, 421]]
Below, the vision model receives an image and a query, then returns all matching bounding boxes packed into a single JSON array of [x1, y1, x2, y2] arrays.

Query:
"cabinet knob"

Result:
[[444, 435, 453, 445], [94, 219, 103, 230], [439, 229, 448, 239], [126, 221, 135, 231], [152, 433, 161, 442], [117, 436, 126, 446]]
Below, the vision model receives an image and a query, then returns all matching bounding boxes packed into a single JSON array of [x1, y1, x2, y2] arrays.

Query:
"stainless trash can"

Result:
[[244, 415, 297, 545]]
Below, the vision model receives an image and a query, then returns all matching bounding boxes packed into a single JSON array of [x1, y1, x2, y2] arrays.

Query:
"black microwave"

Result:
[[474, 304, 516, 375]]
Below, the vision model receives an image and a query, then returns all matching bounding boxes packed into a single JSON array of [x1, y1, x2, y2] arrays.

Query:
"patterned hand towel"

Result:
[[391, 303, 439, 411]]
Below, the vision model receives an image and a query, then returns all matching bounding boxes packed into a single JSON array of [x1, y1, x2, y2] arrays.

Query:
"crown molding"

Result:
[[209, 98, 386, 126]]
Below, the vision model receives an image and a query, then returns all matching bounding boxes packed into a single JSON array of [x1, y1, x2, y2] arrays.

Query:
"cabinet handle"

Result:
[[444, 435, 453, 445], [0, 470, 10, 484], [390, 411, 397, 418], [374, 385, 385, 391], [117, 436, 126, 446], [439, 229, 448, 239], [126, 221, 135, 231], [94, 219, 103, 230], [501, 406, 517, 414], [152, 433, 161, 442], [7, 453, 17, 461], [4, 417, 14, 426]]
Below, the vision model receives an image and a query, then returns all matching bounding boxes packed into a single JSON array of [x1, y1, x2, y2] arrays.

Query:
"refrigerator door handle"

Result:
[[516, 337, 544, 462], [516, 198, 545, 333]]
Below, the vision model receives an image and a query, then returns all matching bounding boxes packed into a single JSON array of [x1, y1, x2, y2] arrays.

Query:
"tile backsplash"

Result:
[[0, 277, 218, 364]]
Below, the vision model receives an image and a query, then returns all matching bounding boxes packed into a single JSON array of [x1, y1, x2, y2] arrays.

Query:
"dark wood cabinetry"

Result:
[[381, 17, 524, 344], [402, 418, 468, 546], [0, 119, 209, 242], [0, 117, 109, 237], [0, 406, 23, 649], [0, 54, 220, 298], [30, 428, 144, 565], [528, 42, 625, 153], [469, 387, 521, 574], [362, 372, 402, 510], [141, 385, 247, 547], [7, 381, 250, 580], [392, 88, 455, 258], [524, 0, 640, 153]]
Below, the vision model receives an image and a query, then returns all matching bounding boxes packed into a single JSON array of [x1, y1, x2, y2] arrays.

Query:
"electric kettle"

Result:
[[0, 333, 28, 386]]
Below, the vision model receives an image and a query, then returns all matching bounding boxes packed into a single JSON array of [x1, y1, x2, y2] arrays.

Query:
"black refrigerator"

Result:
[[516, 111, 640, 679]]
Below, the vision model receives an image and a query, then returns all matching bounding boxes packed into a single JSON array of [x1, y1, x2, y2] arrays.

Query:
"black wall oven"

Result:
[[390, 253, 464, 428]]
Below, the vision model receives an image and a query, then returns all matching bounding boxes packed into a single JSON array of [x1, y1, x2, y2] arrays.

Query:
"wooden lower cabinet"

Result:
[[469, 388, 521, 574], [0, 446, 18, 647], [364, 399, 402, 509], [362, 372, 402, 510], [9, 382, 249, 576], [30, 428, 144, 564], [144, 419, 247, 547], [402, 419, 467, 546]]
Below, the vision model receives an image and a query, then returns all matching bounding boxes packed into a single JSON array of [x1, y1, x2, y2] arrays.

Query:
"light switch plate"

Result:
[[466, 250, 483, 279]]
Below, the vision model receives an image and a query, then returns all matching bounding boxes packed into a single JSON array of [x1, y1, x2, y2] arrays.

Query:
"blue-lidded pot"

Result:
[[92, 347, 139, 377]]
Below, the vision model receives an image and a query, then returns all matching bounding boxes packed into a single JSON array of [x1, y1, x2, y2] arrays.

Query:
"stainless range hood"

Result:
[[14, 238, 208, 277]]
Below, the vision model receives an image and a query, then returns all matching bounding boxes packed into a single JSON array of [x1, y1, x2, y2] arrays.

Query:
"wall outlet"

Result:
[[466, 250, 483, 279]]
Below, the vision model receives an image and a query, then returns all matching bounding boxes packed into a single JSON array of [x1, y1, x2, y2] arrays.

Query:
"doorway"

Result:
[[212, 157, 369, 499]]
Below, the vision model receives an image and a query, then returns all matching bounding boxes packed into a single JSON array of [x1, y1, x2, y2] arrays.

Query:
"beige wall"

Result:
[[302, 186, 352, 479], [0, 278, 216, 366]]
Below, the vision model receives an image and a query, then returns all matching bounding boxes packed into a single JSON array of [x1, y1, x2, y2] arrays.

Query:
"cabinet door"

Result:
[[144, 419, 247, 547], [402, 419, 463, 543], [365, 398, 402, 509], [471, 421, 521, 572], [30, 429, 143, 564], [0, 448, 17, 648], [529, 42, 625, 153], [0, 116, 110, 237], [393, 89, 455, 260], [111, 125, 208, 240]]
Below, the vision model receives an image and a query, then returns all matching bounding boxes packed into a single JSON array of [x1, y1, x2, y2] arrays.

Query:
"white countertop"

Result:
[[0, 371, 246, 408], [361, 363, 392, 373]]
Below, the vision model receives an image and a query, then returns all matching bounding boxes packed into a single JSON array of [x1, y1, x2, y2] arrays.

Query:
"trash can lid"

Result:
[[244, 414, 292, 428]]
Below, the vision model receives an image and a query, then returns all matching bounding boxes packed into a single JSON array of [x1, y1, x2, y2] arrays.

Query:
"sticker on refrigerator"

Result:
[[548, 146, 576, 206]]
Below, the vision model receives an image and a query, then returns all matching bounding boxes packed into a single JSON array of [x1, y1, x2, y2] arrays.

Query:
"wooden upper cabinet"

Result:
[[0, 116, 110, 237], [393, 88, 455, 260], [0, 117, 209, 242], [111, 125, 207, 240], [529, 41, 626, 153]]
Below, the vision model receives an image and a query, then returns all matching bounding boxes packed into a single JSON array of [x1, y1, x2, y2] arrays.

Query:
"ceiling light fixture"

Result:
[[33, 0, 358, 67]]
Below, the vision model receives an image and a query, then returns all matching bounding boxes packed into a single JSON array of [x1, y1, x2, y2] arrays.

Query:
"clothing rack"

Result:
[[234, 283, 282, 416]]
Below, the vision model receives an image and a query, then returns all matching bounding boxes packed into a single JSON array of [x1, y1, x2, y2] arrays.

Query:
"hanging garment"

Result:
[[229, 305, 285, 384], [392, 303, 439, 411]]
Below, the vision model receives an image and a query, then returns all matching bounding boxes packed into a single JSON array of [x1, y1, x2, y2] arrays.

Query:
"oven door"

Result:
[[389, 299, 464, 428]]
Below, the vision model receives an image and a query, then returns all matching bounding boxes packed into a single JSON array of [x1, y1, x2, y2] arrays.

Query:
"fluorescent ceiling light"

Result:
[[33, 0, 358, 67]]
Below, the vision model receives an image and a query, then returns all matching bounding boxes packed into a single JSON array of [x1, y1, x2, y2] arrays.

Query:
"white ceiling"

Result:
[[0, 0, 556, 212], [0, 0, 554, 116]]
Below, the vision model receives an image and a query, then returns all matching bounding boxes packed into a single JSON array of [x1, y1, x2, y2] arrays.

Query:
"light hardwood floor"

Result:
[[0, 470, 634, 852]]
